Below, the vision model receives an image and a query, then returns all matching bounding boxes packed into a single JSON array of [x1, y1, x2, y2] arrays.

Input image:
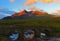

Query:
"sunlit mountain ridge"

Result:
[[2, 10, 60, 20]]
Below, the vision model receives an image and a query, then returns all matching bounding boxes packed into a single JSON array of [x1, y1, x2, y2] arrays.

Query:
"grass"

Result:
[[0, 19, 60, 33]]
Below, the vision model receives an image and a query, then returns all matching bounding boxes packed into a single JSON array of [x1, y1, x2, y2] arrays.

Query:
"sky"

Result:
[[0, 0, 60, 19]]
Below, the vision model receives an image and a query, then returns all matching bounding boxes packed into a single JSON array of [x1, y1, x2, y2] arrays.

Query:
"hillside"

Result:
[[0, 10, 60, 32], [1, 10, 51, 20], [2, 10, 60, 20], [0, 19, 60, 33], [0, 10, 60, 37]]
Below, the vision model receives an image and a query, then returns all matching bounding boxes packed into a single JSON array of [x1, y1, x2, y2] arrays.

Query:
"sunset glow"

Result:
[[0, 0, 60, 19]]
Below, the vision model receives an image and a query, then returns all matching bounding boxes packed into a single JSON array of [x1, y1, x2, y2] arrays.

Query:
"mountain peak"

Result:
[[12, 10, 47, 17], [2, 10, 60, 20]]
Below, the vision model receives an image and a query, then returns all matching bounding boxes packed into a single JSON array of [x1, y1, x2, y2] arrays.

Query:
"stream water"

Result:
[[8, 32, 60, 41]]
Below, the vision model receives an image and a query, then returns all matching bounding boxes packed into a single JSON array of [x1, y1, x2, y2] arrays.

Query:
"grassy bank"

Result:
[[0, 19, 60, 33]]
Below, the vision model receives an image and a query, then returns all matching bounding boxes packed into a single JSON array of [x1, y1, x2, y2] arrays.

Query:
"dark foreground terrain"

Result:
[[0, 19, 60, 41]]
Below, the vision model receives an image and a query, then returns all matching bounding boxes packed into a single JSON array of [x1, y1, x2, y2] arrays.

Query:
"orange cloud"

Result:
[[53, 0, 58, 2], [24, 0, 38, 5], [55, 10, 60, 15], [28, 6, 40, 11], [40, 0, 58, 3], [52, 10, 60, 16], [28, 6, 35, 10], [9, 0, 14, 2]]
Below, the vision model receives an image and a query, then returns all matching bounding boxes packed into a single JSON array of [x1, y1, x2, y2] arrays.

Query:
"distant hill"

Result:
[[2, 10, 60, 20]]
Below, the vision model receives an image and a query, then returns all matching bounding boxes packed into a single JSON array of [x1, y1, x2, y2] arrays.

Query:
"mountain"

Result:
[[2, 10, 60, 20], [12, 10, 46, 17]]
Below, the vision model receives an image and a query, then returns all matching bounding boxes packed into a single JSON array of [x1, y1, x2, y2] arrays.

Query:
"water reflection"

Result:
[[23, 29, 41, 41], [1, 29, 58, 41], [40, 32, 46, 38], [24, 30, 35, 39], [9, 32, 19, 41]]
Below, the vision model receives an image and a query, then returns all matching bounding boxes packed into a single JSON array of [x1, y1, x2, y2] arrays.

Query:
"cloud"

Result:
[[0, 8, 15, 19], [52, 10, 60, 16], [0, 8, 15, 14], [28, 6, 40, 11], [9, 0, 14, 2], [0, 8, 3, 10], [24, 0, 38, 6], [0, 8, 6, 10], [40, 0, 58, 3], [24, 0, 59, 6], [28, 6, 35, 10]]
